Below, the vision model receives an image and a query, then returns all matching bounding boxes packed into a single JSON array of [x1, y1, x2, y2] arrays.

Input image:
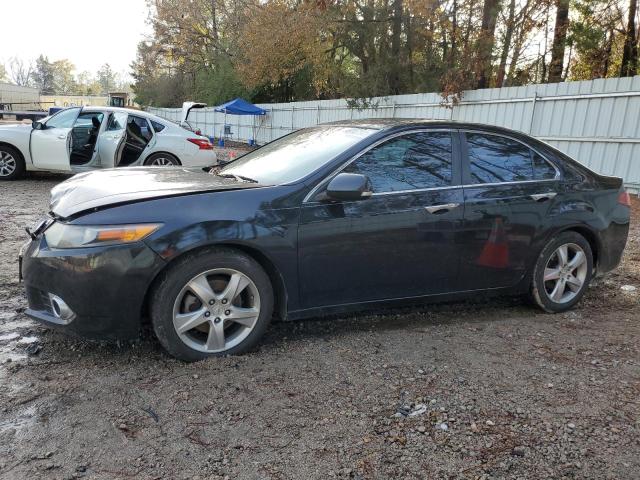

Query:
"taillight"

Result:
[[187, 138, 213, 150], [618, 191, 632, 207]]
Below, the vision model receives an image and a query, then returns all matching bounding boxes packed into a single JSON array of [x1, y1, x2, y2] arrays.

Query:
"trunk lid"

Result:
[[180, 101, 207, 129]]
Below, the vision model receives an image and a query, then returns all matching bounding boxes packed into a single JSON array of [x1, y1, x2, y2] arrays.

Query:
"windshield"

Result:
[[219, 126, 376, 184]]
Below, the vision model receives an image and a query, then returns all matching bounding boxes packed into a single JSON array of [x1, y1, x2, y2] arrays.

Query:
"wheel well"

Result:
[[144, 151, 181, 165], [141, 243, 288, 324], [0, 142, 25, 162], [561, 226, 599, 269]]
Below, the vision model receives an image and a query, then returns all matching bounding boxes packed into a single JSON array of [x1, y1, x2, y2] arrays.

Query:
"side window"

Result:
[[466, 133, 534, 184], [45, 107, 80, 129], [73, 112, 104, 128], [343, 131, 453, 193], [107, 112, 127, 131], [128, 116, 153, 142], [533, 152, 557, 180], [151, 120, 166, 133]]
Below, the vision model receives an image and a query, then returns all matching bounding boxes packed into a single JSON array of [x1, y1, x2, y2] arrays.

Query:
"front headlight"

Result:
[[44, 223, 162, 249]]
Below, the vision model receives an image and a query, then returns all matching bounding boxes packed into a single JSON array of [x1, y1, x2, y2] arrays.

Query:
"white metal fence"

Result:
[[148, 75, 640, 190]]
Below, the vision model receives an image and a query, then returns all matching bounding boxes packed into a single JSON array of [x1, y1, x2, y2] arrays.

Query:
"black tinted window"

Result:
[[467, 133, 534, 184], [343, 131, 453, 192], [128, 116, 153, 142], [533, 152, 557, 179], [151, 120, 166, 132]]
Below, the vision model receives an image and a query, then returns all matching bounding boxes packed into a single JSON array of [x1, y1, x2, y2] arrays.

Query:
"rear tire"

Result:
[[144, 153, 181, 166], [0, 145, 25, 180], [150, 248, 273, 362], [531, 231, 593, 313]]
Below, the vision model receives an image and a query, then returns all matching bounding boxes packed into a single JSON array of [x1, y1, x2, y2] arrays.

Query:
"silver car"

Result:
[[0, 104, 217, 180]]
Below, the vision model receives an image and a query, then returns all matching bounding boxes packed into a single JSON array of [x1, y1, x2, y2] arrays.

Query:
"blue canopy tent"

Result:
[[214, 98, 266, 146]]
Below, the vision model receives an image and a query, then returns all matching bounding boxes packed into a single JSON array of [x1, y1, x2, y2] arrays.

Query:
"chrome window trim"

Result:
[[303, 128, 456, 204], [370, 185, 462, 197], [461, 129, 561, 182], [460, 178, 558, 188]]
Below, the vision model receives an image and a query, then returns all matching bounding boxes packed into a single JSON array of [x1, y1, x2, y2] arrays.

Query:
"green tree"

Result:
[[97, 63, 117, 94], [32, 55, 55, 94], [51, 59, 77, 94]]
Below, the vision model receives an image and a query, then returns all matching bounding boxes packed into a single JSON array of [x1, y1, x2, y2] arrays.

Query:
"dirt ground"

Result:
[[0, 174, 638, 480]]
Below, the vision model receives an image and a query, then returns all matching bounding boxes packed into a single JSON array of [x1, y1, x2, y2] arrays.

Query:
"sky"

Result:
[[0, 0, 151, 77]]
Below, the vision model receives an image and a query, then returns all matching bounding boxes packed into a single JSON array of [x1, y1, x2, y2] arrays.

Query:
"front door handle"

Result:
[[529, 193, 557, 202], [57, 134, 67, 140], [424, 202, 460, 214]]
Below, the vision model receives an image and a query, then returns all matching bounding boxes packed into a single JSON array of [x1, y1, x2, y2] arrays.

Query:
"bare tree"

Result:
[[548, 0, 570, 83], [8, 57, 34, 87], [496, 0, 516, 87], [620, 0, 638, 76], [476, 0, 501, 88]]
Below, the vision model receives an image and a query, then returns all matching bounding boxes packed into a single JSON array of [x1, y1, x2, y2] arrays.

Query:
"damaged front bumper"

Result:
[[20, 225, 166, 340]]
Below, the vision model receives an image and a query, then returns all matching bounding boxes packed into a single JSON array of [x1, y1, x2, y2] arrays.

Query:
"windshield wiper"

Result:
[[218, 173, 258, 183]]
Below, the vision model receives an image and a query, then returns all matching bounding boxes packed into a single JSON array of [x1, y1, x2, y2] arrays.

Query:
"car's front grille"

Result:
[[26, 286, 53, 314]]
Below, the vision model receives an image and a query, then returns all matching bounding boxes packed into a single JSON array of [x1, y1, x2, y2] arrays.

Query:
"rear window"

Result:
[[151, 120, 166, 133]]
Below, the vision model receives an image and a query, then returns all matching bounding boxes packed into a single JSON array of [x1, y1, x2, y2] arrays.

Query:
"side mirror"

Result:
[[325, 173, 373, 201], [32, 121, 44, 130]]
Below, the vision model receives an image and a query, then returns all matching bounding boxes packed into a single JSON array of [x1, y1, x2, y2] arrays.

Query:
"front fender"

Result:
[[0, 125, 33, 164]]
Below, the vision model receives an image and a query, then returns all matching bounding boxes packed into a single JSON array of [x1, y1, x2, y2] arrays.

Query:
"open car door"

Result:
[[97, 112, 128, 168], [30, 107, 81, 171]]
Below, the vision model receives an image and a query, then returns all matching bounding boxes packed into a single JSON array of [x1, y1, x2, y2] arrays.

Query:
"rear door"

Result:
[[298, 129, 465, 308], [97, 112, 128, 167], [30, 107, 81, 171], [458, 130, 560, 290], [118, 115, 155, 166]]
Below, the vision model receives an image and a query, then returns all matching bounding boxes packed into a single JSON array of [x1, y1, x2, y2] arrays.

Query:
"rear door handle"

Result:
[[57, 134, 66, 140], [424, 202, 460, 214], [529, 193, 557, 202]]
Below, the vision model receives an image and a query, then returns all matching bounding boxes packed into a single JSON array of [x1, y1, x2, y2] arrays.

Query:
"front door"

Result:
[[97, 112, 128, 167], [30, 107, 81, 171], [458, 131, 561, 290], [298, 129, 464, 309]]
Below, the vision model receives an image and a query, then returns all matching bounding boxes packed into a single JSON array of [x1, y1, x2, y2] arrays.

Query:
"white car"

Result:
[[0, 104, 216, 180]]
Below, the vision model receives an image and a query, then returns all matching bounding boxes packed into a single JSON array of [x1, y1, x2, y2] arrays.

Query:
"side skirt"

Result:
[[285, 284, 527, 322]]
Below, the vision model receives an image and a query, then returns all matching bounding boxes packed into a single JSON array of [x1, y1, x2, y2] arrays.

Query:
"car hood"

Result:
[[50, 167, 261, 219]]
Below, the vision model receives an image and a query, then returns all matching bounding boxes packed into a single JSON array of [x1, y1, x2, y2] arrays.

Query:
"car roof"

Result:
[[322, 118, 533, 138], [80, 106, 163, 121]]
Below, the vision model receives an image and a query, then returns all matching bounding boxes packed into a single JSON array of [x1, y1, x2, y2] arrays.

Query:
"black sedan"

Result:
[[21, 120, 630, 361]]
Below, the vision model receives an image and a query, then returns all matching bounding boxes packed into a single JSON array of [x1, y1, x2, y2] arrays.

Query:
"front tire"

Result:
[[150, 248, 274, 361], [531, 231, 593, 313], [0, 145, 25, 180]]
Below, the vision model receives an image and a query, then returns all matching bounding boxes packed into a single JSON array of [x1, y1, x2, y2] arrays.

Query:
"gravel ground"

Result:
[[0, 174, 638, 480]]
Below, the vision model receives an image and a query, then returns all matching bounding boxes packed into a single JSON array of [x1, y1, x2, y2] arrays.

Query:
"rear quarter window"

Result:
[[151, 120, 166, 133]]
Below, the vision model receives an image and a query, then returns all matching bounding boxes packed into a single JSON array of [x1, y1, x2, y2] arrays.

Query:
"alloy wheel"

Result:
[[150, 157, 175, 166], [172, 268, 261, 353], [543, 243, 588, 304], [0, 151, 17, 177]]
